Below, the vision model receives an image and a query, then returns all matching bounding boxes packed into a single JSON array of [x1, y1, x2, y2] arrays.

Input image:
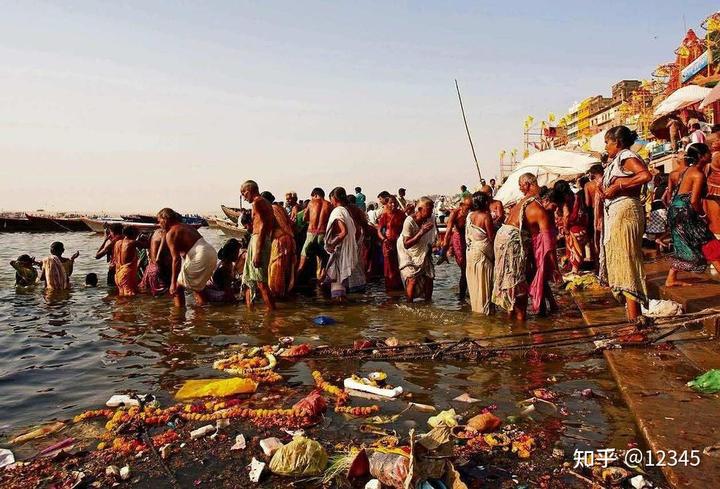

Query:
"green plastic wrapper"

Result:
[[687, 369, 720, 393], [269, 436, 328, 476]]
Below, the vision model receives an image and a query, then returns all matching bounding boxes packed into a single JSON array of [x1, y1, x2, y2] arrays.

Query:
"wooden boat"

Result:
[[216, 220, 249, 239], [82, 217, 203, 234], [121, 214, 156, 223], [221, 204, 242, 223], [25, 214, 91, 232], [207, 217, 221, 229], [0, 216, 42, 232]]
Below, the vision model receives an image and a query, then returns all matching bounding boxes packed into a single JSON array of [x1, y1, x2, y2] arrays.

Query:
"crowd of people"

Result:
[[10, 124, 720, 322]]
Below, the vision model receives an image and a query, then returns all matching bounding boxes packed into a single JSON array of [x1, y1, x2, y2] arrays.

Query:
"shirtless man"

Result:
[[663, 151, 688, 207], [439, 193, 471, 298], [241, 180, 276, 310], [481, 184, 505, 230], [159, 207, 217, 307], [492, 173, 553, 321], [704, 129, 720, 238], [113, 227, 140, 296], [297, 187, 332, 278]]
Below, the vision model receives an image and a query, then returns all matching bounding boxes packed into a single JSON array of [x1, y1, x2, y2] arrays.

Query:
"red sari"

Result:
[[565, 194, 588, 270], [377, 209, 405, 290]]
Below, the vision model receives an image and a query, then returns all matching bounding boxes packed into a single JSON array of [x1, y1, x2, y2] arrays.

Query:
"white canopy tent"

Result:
[[653, 85, 711, 117], [495, 150, 600, 205]]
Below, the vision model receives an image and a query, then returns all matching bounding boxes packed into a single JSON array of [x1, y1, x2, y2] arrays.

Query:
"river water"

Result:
[[0, 229, 644, 483]]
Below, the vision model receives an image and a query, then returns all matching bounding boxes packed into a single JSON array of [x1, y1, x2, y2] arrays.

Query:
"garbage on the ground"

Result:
[[365, 479, 382, 489], [10, 421, 66, 444], [313, 315, 336, 325], [119, 465, 131, 481], [703, 444, 720, 456], [0, 449, 15, 469], [453, 393, 480, 403], [213, 347, 278, 377], [641, 299, 683, 317], [282, 428, 305, 437], [428, 409, 458, 428], [564, 273, 602, 291], [260, 437, 284, 457], [249, 457, 266, 482], [279, 344, 313, 358], [215, 418, 230, 429], [630, 474, 652, 488], [38, 437, 76, 458], [105, 394, 141, 408], [409, 402, 436, 413], [106, 465, 120, 478], [592, 465, 630, 485], [368, 450, 410, 488], [159, 444, 172, 459], [467, 413, 501, 433], [344, 375, 403, 398], [293, 390, 328, 417], [231, 434, 247, 451], [687, 369, 720, 393], [174, 377, 258, 400], [510, 435, 535, 459], [190, 425, 216, 440], [269, 436, 328, 476]]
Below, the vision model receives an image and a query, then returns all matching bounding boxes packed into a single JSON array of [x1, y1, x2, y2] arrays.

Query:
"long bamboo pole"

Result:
[[455, 79, 482, 182]]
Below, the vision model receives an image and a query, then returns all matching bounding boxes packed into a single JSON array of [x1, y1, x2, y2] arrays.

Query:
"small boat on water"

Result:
[[215, 220, 249, 239], [81, 217, 204, 234], [25, 213, 91, 232], [0, 216, 41, 232], [122, 214, 208, 227], [221, 204, 242, 223]]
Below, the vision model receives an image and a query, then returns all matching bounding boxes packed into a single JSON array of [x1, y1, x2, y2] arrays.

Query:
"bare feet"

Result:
[[665, 279, 692, 287]]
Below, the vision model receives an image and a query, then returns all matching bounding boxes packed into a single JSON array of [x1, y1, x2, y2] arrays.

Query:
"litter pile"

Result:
[[1, 337, 661, 488]]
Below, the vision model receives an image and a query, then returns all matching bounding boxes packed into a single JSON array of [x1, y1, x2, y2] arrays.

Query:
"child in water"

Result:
[[85, 273, 99, 287], [11, 254, 40, 286]]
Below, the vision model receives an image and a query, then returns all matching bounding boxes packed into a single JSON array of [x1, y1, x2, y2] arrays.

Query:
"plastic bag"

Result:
[[368, 450, 410, 489], [466, 413, 501, 433], [174, 377, 257, 400], [427, 409, 457, 428], [687, 369, 720, 393], [269, 436, 328, 476]]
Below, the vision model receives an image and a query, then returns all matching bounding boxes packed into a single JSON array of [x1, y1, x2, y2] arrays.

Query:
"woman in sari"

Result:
[[551, 180, 588, 273], [599, 126, 652, 320], [466, 191, 495, 314], [665, 143, 720, 285], [262, 192, 297, 299], [376, 196, 405, 291], [204, 239, 241, 303]]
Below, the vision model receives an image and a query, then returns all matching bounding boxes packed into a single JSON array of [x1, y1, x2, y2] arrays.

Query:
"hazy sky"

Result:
[[1, 1, 717, 214]]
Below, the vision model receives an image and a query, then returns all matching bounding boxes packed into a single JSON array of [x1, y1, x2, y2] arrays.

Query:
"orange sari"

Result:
[[268, 205, 297, 298]]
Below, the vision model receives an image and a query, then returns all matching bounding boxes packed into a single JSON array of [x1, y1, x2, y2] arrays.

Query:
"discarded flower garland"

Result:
[[334, 405, 380, 417], [213, 349, 277, 375], [312, 371, 349, 406]]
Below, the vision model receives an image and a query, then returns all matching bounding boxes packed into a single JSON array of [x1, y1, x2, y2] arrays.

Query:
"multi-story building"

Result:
[[611, 80, 642, 104], [565, 102, 581, 143]]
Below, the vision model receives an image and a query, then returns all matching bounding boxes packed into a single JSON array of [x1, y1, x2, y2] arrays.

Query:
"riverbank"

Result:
[[573, 257, 720, 488]]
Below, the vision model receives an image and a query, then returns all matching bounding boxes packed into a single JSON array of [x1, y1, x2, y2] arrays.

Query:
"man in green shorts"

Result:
[[297, 187, 331, 279]]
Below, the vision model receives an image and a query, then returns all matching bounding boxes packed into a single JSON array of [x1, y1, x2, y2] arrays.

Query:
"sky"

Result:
[[0, 1, 718, 214]]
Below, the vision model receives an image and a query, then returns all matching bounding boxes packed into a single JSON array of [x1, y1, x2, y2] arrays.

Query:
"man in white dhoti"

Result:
[[397, 197, 437, 302]]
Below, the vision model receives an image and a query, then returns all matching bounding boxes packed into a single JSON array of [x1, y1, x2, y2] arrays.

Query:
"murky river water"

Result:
[[0, 229, 646, 485]]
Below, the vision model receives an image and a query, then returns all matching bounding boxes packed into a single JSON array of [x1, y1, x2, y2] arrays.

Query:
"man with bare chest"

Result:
[[159, 208, 217, 307], [241, 180, 276, 310], [297, 187, 332, 279]]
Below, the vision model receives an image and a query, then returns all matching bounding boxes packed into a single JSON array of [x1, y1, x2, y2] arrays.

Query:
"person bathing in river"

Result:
[[95, 223, 123, 287], [481, 184, 505, 230], [439, 193, 471, 299], [11, 254, 40, 286], [40, 242, 79, 291], [204, 238, 241, 303], [492, 173, 553, 321], [324, 187, 365, 302], [240, 180, 276, 311], [297, 187, 332, 280], [466, 191, 495, 314], [159, 207, 217, 307], [262, 191, 297, 299], [113, 226, 140, 296], [376, 196, 406, 291], [397, 197, 437, 302], [139, 228, 170, 296]]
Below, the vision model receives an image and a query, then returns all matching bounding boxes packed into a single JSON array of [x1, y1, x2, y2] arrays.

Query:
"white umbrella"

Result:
[[495, 150, 600, 205], [653, 85, 712, 117], [589, 129, 645, 153], [699, 82, 720, 110]]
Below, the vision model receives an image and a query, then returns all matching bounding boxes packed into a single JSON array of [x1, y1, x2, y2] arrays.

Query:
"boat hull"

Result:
[[221, 205, 242, 223], [216, 220, 248, 239], [25, 214, 91, 232]]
